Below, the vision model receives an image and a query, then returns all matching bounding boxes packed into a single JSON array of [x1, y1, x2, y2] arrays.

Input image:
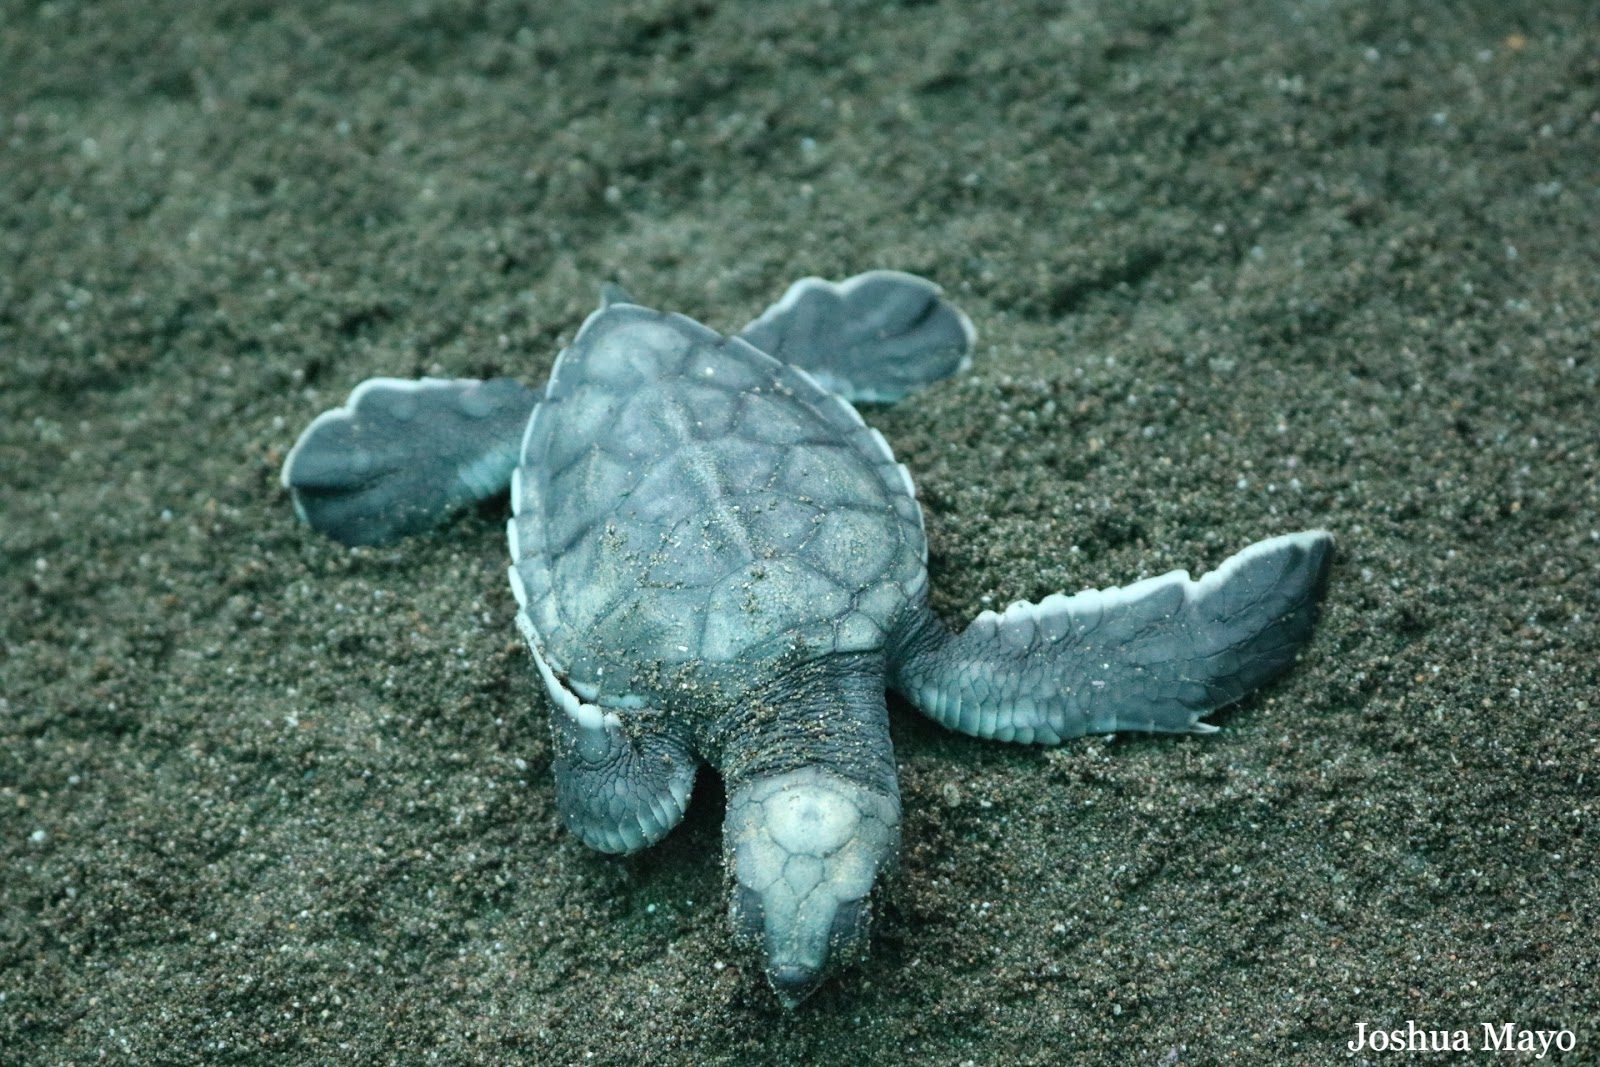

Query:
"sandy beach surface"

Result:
[[3, 1, 1597, 1063]]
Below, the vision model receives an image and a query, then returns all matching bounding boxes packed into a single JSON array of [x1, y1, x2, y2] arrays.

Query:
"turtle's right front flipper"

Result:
[[519, 641, 699, 855], [890, 531, 1334, 743], [737, 271, 976, 402], [282, 377, 538, 546]]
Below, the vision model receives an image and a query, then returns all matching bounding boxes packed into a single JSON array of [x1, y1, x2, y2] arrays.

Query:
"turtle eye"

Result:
[[729, 882, 766, 947], [826, 895, 870, 960]]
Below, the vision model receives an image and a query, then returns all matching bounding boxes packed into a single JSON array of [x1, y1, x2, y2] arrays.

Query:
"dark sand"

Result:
[[4, 1, 1597, 1063]]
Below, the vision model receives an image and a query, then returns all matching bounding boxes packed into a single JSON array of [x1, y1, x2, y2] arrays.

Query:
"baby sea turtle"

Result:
[[282, 272, 1333, 1007]]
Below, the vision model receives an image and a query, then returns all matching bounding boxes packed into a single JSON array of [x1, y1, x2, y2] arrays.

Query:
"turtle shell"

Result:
[[507, 304, 927, 708]]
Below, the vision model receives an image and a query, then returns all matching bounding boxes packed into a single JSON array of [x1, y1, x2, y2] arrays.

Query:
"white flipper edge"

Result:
[[737, 271, 975, 402], [891, 531, 1335, 743], [281, 376, 537, 546]]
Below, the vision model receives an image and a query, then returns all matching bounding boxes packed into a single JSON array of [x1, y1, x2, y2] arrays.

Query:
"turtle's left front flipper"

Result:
[[282, 377, 538, 546], [889, 531, 1334, 744], [737, 271, 976, 403]]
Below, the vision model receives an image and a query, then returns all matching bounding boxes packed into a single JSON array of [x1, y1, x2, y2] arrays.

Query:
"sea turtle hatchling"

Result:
[[281, 271, 1333, 1007]]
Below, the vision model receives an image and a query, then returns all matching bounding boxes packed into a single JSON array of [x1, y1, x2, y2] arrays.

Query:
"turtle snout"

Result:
[[730, 885, 869, 1007], [723, 767, 901, 1007], [768, 962, 825, 1009]]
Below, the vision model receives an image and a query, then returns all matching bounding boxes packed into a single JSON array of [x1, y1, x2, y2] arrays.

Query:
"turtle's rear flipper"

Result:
[[890, 531, 1334, 743], [282, 377, 537, 546], [737, 271, 975, 403]]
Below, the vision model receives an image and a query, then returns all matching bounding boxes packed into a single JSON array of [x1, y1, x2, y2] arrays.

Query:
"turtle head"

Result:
[[724, 766, 901, 1007]]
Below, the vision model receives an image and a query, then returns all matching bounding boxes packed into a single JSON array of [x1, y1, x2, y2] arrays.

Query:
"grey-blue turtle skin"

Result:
[[281, 272, 1334, 1008]]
